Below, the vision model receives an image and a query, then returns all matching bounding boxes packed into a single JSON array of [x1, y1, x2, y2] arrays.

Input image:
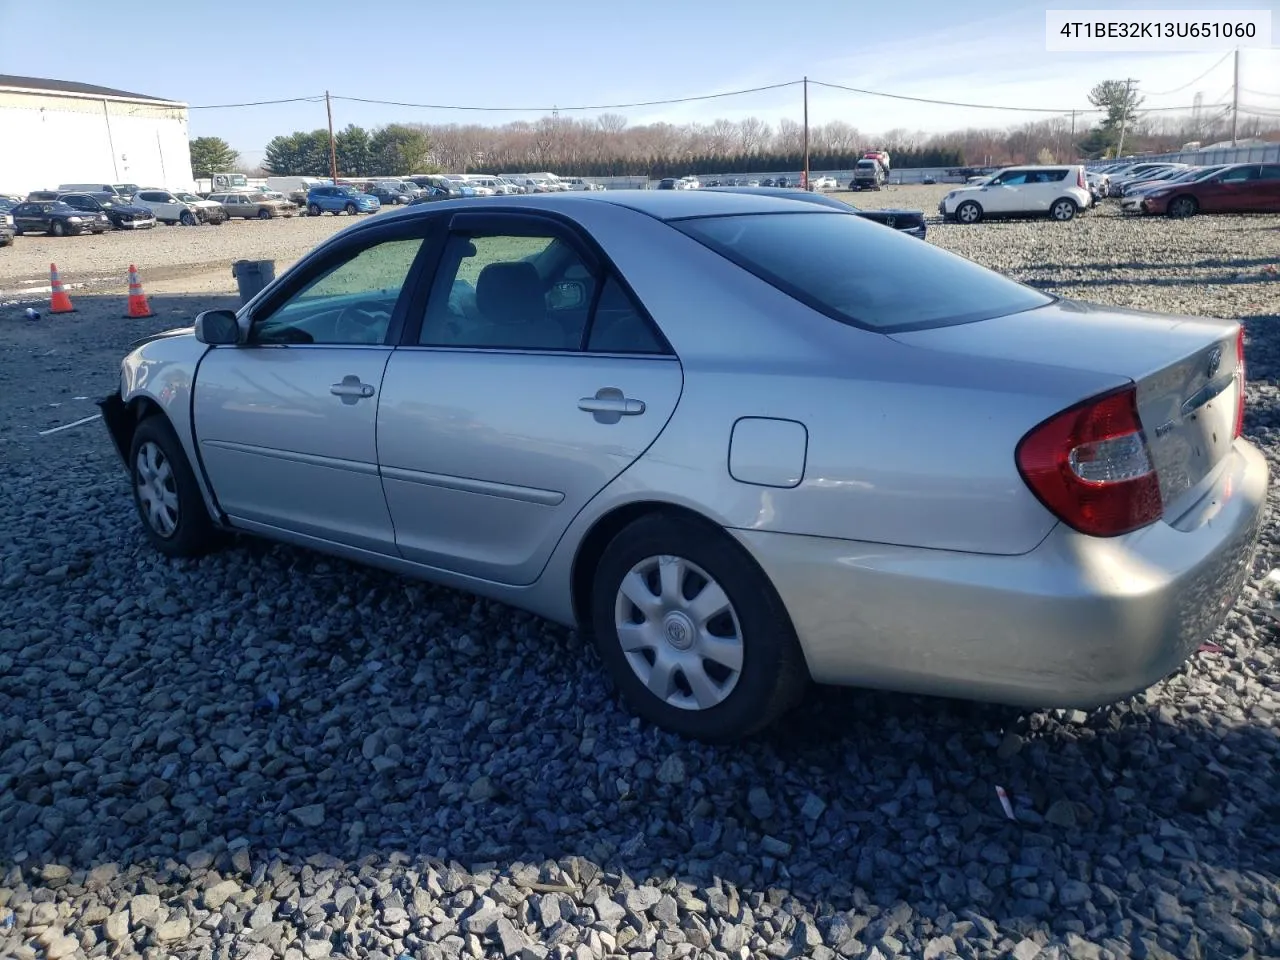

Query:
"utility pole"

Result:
[[1230, 47, 1240, 146], [1115, 78, 1137, 159], [802, 76, 810, 190], [325, 90, 339, 184]]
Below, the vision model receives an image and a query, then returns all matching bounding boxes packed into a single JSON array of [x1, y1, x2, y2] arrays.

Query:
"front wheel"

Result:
[[589, 514, 808, 742], [1168, 196, 1198, 219], [954, 200, 982, 224], [344, 203, 357, 215], [50, 220, 66, 237], [1050, 197, 1078, 221], [180, 210, 197, 226], [257, 208, 272, 220], [129, 416, 221, 558]]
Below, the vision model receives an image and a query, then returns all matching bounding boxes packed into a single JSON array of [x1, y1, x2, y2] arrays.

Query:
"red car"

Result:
[[1141, 162, 1280, 218]]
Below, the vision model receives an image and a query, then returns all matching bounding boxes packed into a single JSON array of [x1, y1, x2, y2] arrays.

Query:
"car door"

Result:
[[1258, 164, 1280, 213], [376, 210, 684, 586], [1200, 165, 1259, 212], [191, 216, 439, 554], [981, 170, 1029, 212], [11, 203, 40, 232]]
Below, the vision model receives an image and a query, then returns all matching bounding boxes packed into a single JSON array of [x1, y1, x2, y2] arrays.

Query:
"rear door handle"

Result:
[[331, 375, 376, 404], [578, 397, 645, 415], [579, 387, 645, 423]]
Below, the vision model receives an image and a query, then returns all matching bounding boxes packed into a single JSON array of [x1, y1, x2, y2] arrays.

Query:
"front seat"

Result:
[[473, 261, 567, 349]]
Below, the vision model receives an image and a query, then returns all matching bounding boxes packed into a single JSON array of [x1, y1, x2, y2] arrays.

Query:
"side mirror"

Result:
[[194, 309, 241, 345]]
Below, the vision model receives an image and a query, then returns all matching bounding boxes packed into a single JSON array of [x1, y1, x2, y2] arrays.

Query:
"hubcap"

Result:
[[135, 441, 179, 538], [1054, 202, 1072, 219], [613, 555, 744, 711], [959, 205, 977, 222]]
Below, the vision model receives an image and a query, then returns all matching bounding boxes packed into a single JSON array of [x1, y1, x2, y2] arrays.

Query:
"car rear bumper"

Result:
[[731, 439, 1268, 709]]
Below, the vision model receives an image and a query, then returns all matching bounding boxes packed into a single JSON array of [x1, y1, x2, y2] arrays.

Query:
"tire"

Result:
[[589, 514, 808, 742], [258, 208, 272, 220], [955, 200, 982, 224], [161, 219, 174, 226], [179, 210, 197, 226], [344, 203, 357, 215], [308, 203, 321, 217], [50, 220, 66, 237], [128, 415, 220, 559], [1050, 197, 1078, 221], [1168, 195, 1198, 219]]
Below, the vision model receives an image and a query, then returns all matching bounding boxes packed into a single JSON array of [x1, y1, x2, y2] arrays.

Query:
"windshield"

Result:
[[672, 211, 1052, 332], [175, 192, 200, 202], [338, 186, 362, 196]]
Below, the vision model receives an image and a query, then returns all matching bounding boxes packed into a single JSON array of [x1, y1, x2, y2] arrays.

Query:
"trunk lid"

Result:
[[890, 298, 1242, 518]]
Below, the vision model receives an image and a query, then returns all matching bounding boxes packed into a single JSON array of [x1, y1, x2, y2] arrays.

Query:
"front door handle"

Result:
[[331, 375, 376, 405], [579, 387, 645, 424]]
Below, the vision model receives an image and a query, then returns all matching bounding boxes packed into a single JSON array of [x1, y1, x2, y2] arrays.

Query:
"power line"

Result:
[[808, 79, 1094, 113], [190, 95, 325, 110], [331, 81, 804, 113], [1143, 51, 1233, 96]]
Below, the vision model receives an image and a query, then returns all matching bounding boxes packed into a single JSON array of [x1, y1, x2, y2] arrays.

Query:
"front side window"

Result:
[[250, 237, 428, 345], [418, 233, 596, 350], [993, 171, 1030, 185], [673, 211, 1052, 332], [1218, 166, 1258, 183]]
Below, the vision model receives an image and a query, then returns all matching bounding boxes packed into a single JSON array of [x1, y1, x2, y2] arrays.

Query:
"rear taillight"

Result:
[[1016, 385, 1162, 538], [1234, 326, 1245, 439], [1077, 168, 1087, 190]]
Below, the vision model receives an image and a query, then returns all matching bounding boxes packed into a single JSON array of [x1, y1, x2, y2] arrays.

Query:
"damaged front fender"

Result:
[[96, 391, 132, 469]]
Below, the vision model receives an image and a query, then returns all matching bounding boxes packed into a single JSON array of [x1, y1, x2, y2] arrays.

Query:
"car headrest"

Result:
[[476, 261, 544, 326]]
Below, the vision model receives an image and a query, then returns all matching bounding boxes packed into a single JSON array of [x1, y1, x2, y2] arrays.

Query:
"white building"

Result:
[[0, 75, 193, 195]]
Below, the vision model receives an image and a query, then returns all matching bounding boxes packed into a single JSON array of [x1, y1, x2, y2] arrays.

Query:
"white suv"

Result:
[[940, 165, 1092, 224]]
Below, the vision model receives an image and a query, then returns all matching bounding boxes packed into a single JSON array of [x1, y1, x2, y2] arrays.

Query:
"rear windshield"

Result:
[[671, 211, 1053, 332]]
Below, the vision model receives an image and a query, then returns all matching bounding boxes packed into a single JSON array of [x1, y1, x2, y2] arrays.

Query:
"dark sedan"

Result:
[[368, 186, 413, 206], [10, 200, 110, 236], [58, 192, 157, 230], [704, 185, 928, 238], [1140, 163, 1280, 218]]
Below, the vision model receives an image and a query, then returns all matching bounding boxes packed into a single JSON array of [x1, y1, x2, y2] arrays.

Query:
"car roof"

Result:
[[702, 185, 856, 210], [375, 189, 837, 224]]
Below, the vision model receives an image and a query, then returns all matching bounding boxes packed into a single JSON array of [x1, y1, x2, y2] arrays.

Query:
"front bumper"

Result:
[[116, 217, 156, 229], [732, 440, 1268, 709]]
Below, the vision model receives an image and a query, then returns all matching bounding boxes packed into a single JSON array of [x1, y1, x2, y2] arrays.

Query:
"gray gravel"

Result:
[[2, 196, 1279, 960]]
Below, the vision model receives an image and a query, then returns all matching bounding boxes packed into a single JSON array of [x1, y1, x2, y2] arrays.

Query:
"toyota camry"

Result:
[[99, 190, 1267, 741]]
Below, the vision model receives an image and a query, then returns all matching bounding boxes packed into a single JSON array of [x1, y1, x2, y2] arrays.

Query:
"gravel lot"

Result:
[[2, 191, 1279, 960]]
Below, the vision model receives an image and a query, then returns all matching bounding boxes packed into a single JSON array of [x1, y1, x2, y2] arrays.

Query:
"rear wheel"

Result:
[[308, 203, 321, 216], [589, 514, 808, 742], [1168, 195, 1198, 219], [1050, 197, 1078, 221], [129, 416, 221, 558], [955, 200, 982, 224]]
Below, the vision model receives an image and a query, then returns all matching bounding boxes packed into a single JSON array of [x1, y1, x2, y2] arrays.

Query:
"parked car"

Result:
[[1140, 163, 1280, 218], [705, 185, 927, 238], [408, 176, 476, 199], [656, 178, 679, 190], [1107, 163, 1188, 197], [10, 200, 110, 236], [305, 185, 380, 216], [0, 204, 14, 247], [133, 189, 228, 225], [921, 176, 937, 185], [1119, 166, 1227, 213], [26, 191, 61, 201], [98, 190, 1265, 741], [57, 192, 156, 230], [57, 183, 128, 198], [775, 176, 791, 188], [209, 191, 299, 219], [368, 185, 413, 206], [407, 185, 455, 205], [940, 165, 1092, 224], [811, 175, 838, 190]]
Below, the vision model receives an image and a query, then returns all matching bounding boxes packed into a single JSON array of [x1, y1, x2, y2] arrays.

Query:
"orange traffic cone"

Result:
[[49, 263, 75, 313], [124, 264, 153, 318]]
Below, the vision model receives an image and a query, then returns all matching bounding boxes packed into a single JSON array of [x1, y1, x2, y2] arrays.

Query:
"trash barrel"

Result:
[[231, 259, 275, 305]]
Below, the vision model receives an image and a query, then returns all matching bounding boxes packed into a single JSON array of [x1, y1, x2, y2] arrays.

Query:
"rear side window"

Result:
[[671, 212, 1052, 333]]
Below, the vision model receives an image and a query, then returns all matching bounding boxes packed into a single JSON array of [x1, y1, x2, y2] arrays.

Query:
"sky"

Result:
[[1, 0, 1277, 165]]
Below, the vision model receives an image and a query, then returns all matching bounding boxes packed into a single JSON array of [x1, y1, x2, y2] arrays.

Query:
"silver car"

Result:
[[99, 191, 1267, 741]]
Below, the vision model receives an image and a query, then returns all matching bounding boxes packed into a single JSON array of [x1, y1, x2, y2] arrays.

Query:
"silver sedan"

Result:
[[99, 191, 1268, 741]]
